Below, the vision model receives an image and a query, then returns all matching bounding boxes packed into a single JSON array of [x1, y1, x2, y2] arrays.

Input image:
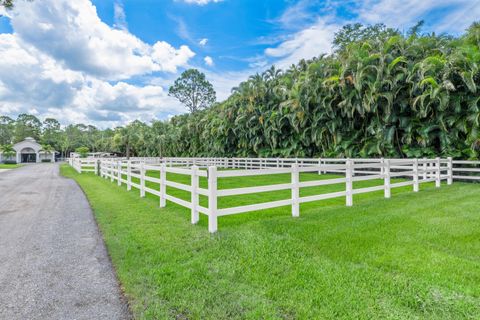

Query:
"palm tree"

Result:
[[0, 144, 16, 163], [41, 144, 54, 154], [40, 144, 55, 162]]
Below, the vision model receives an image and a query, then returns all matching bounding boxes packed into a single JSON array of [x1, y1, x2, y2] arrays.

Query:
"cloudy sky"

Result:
[[0, 0, 478, 127]]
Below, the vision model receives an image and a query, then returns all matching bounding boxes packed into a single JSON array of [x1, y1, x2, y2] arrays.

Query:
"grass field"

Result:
[[61, 164, 480, 319], [0, 164, 21, 169]]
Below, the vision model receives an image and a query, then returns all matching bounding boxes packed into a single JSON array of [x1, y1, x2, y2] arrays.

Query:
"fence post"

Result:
[[208, 166, 218, 233], [345, 159, 353, 206], [384, 159, 391, 199], [423, 157, 427, 180], [350, 158, 356, 177], [160, 164, 166, 207], [140, 162, 145, 197], [380, 157, 385, 176], [435, 157, 441, 187], [191, 165, 199, 224], [318, 158, 322, 175], [413, 158, 419, 192], [94, 160, 99, 175], [117, 161, 122, 186], [127, 161, 132, 191], [291, 163, 300, 217], [110, 161, 114, 182], [447, 157, 453, 185]]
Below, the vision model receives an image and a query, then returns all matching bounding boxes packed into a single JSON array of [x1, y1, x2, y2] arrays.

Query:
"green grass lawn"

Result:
[[61, 164, 480, 319], [0, 163, 21, 169]]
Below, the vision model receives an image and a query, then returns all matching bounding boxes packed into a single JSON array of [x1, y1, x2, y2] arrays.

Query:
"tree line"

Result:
[[1, 22, 480, 159]]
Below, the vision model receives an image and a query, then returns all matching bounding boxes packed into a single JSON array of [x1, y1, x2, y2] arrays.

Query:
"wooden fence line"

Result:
[[68, 156, 479, 232]]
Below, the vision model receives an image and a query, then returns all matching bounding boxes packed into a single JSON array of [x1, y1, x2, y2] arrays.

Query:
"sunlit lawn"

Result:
[[62, 164, 480, 319], [0, 164, 22, 169]]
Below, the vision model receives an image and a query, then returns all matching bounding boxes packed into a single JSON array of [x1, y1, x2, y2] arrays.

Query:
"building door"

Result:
[[21, 153, 36, 163]]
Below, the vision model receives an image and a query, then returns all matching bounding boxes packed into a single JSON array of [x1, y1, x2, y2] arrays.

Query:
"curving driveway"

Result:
[[0, 164, 130, 320]]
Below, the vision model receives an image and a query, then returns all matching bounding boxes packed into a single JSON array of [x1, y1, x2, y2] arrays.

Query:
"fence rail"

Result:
[[68, 156, 479, 232]]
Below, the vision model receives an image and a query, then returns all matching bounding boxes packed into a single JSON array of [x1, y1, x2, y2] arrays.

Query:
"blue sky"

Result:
[[0, 0, 478, 127]]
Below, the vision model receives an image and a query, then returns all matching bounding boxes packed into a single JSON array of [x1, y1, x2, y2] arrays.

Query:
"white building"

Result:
[[0, 137, 55, 163]]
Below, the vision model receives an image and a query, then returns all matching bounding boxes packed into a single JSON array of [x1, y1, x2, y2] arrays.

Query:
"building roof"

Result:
[[10, 138, 56, 153]]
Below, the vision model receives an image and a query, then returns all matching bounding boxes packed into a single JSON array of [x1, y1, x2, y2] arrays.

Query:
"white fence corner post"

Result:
[[413, 158, 419, 192], [291, 163, 300, 217], [447, 157, 453, 185], [117, 161, 122, 186], [380, 157, 385, 176], [191, 165, 199, 224], [127, 161, 132, 191], [384, 159, 391, 199], [208, 166, 218, 233], [435, 157, 441, 188], [140, 162, 145, 198], [345, 159, 353, 206], [160, 164, 166, 208]]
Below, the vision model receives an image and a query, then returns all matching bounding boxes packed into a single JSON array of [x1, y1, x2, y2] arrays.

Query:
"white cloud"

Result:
[[204, 69, 251, 101], [263, 0, 479, 71], [274, 0, 316, 29], [0, 32, 183, 127], [152, 42, 195, 73], [9, 0, 195, 81], [178, 0, 223, 5], [0, 0, 193, 127], [357, 0, 478, 34], [265, 17, 340, 69], [436, 2, 480, 34], [204, 56, 214, 66], [199, 38, 208, 46], [113, 0, 128, 31]]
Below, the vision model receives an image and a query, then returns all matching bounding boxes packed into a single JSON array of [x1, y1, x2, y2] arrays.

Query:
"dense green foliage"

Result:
[[2, 23, 480, 159], [0, 114, 116, 157], [0, 0, 14, 10], [0, 143, 15, 158], [62, 165, 480, 319], [162, 23, 480, 159]]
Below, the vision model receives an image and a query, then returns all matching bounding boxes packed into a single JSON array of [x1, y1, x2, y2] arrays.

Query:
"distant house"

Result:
[[0, 137, 56, 164]]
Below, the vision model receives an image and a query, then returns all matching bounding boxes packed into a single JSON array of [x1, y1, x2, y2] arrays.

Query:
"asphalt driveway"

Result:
[[0, 164, 130, 319]]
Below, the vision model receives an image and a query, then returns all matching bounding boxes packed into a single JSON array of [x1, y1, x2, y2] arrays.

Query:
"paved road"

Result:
[[0, 164, 130, 320]]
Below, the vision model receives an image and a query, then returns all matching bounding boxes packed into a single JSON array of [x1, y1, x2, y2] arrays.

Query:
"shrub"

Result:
[[75, 146, 90, 158], [3, 160, 17, 164], [41, 159, 52, 163]]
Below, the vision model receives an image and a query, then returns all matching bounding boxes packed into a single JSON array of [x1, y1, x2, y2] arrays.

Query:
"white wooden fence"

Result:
[[66, 156, 480, 233], [69, 158, 96, 174]]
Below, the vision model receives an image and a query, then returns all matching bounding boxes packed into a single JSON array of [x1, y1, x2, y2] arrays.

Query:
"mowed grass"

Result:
[[0, 164, 21, 169], [61, 164, 480, 319]]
